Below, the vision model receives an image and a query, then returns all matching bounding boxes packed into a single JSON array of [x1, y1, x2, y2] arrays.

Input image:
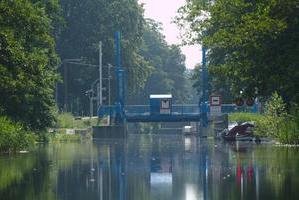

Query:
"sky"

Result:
[[138, 0, 201, 69]]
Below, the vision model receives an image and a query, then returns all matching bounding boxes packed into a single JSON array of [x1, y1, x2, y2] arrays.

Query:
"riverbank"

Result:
[[0, 113, 108, 153], [229, 112, 299, 145]]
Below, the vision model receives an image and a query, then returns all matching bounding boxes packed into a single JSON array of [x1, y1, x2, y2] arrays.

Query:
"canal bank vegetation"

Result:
[[229, 93, 299, 144], [0, 0, 150, 149], [0, 116, 35, 153], [55, 112, 101, 129], [178, 0, 299, 144]]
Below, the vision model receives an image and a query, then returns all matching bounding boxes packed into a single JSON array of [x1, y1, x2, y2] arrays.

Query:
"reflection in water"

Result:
[[1, 135, 299, 200]]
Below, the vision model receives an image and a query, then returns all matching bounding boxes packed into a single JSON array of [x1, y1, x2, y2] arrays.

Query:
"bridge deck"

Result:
[[125, 113, 202, 122], [98, 104, 256, 123]]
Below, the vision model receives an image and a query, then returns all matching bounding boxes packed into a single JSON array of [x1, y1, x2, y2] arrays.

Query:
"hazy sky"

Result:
[[139, 0, 201, 69]]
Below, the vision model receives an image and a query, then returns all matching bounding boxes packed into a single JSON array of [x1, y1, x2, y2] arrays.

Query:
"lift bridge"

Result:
[[98, 32, 257, 126]]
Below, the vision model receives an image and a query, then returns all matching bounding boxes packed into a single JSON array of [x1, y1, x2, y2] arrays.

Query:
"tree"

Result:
[[56, 0, 152, 114], [0, 0, 60, 130], [128, 19, 190, 104], [177, 0, 299, 104], [191, 63, 234, 103]]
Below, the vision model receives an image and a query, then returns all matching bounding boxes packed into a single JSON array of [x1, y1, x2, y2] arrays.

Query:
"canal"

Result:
[[0, 134, 299, 200]]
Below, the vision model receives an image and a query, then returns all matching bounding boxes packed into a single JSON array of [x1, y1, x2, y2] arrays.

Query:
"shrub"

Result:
[[56, 113, 74, 128], [228, 93, 299, 144], [0, 116, 34, 153]]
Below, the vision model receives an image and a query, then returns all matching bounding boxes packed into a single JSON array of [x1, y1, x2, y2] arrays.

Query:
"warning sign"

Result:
[[210, 96, 222, 106]]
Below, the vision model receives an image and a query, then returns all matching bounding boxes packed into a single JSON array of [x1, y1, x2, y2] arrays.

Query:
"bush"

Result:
[[228, 93, 299, 144], [56, 113, 74, 128], [0, 116, 34, 153]]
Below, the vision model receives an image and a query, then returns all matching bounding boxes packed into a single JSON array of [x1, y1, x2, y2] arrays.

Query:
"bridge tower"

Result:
[[114, 31, 125, 124], [200, 45, 209, 127]]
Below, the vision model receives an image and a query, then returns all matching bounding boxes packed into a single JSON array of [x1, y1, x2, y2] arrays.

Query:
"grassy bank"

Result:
[[48, 133, 91, 142], [229, 111, 299, 144], [0, 116, 35, 153], [229, 93, 299, 144], [48, 113, 108, 142], [55, 113, 102, 129]]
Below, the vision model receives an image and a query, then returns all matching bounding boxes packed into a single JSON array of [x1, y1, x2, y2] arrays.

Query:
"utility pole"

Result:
[[98, 41, 103, 107]]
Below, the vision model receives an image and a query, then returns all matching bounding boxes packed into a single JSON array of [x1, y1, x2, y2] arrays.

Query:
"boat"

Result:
[[221, 122, 255, 141]]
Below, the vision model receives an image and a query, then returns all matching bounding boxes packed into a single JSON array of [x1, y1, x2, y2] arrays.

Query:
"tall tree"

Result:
[[0, 0, 60, 130], [128, 19, 190, 104], [177, 0, 299, 103], [56, 0, 152, 114]]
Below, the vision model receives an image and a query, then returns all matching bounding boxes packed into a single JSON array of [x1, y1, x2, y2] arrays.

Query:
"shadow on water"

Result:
[[1, 133, 299, 200]]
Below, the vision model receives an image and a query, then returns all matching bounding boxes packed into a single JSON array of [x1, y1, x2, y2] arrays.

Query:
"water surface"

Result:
[[1, 134, 299, 200]]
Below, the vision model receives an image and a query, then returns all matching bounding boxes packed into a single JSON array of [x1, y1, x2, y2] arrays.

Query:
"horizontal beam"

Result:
[[125, 114, 202, 123]]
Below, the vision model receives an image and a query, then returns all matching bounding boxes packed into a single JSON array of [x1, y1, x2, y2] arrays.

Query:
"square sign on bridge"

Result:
[[150, 94, 172, 115]]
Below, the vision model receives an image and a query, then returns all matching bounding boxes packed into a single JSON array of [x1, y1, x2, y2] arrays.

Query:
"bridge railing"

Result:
[[124, 104, 200, 115], [124, 105, 150, 115], [99, 103, 258, 118]]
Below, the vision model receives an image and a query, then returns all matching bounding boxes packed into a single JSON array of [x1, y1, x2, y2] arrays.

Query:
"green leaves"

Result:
[[0, 0, 59, 130], [56, 0, 151, 112], [178, 0, 299, 103], [129, 19, 189, 104]]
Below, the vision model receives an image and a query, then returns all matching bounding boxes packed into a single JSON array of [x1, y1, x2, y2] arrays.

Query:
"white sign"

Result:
[[210, 95, 222, 106], [160, 99, 171, 114], [161, 99, 170, 109]]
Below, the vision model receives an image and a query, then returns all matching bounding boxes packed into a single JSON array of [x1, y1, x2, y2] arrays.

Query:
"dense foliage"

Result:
[[229, 93, 299, 144], [191, 63, 234, 103], [0, 116, 34, 152], [56, 0, 152, 113], [129, 19, 192, 104], [177, 0, 299, 104], [0, 0, 60, 130]]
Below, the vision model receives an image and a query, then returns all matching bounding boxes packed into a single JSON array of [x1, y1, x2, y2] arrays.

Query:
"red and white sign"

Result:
[[210, 95, 222, 106], [210, 95, 222, 116]]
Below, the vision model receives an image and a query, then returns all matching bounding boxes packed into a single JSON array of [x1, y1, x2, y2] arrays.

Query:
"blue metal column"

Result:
[[114, 31, 125, 124], [200, 46, 208, 127]]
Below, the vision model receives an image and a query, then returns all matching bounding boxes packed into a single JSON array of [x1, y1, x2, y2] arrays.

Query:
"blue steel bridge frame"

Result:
[[98, 31, 257, 125]]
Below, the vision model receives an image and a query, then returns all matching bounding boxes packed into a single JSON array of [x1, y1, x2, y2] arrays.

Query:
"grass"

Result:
[[229, 112, 265, 123], [49, 133, 91, 142], [55, 112, 107, 129], [229, 112, 299, 144], [47, 112, 106, 143]]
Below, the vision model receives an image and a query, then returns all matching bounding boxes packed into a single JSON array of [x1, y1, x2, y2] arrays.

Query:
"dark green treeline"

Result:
[[177, 0, 299, 104], [0, 0, 194, 131]]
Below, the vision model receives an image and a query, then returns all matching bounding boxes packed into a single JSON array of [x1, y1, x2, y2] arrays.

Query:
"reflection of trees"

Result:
[[0, 154, 36, 190], [0, 148, 55, 200], [0, 142, 98, 200], [1, 137, 299, 200]]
